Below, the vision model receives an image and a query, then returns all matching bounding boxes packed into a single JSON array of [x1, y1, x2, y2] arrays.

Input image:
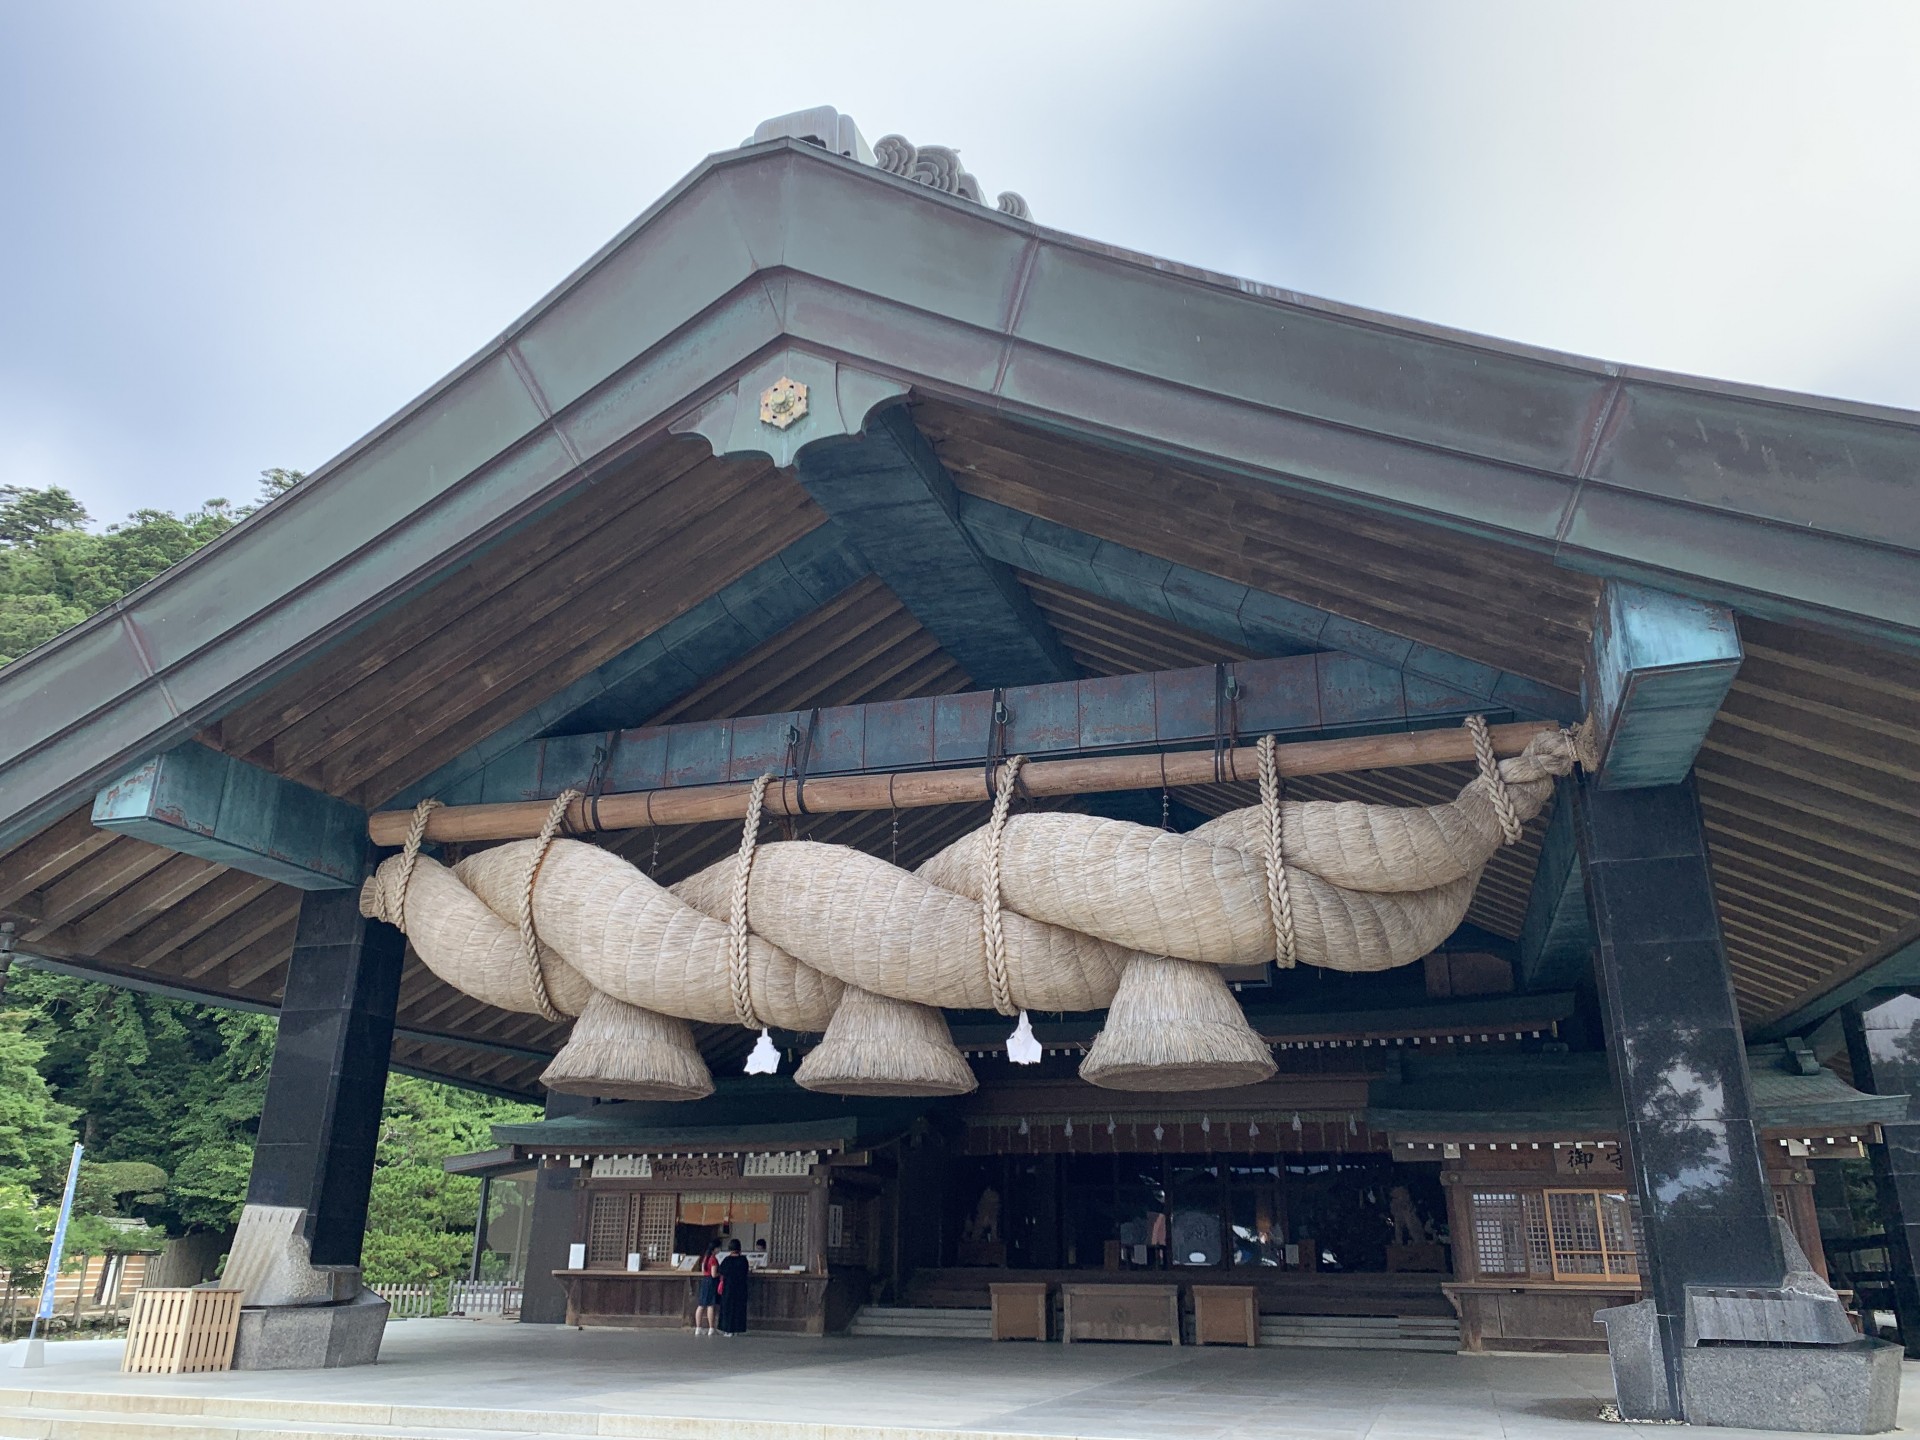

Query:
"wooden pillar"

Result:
[[1842, 999, 1920, 1356], [807, 1169, 830, 1274], [1575, 774, 1785, 1419], [245, 890, 403, 1267], [517, 1095, 591, 1325]]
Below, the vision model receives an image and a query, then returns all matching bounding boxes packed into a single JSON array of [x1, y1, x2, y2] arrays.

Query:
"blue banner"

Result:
[[34, 1144, 84, 1322]]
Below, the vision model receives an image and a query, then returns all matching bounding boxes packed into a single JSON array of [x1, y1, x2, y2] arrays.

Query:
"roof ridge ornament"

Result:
[[873, 133, 1030, 219], [747, 108, 1029, 219]]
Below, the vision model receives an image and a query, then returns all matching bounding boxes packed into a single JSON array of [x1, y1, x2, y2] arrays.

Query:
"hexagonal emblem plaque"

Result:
[[759, 377, 809, 430]]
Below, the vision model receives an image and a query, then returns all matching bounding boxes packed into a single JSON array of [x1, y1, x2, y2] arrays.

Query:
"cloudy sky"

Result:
[[3, 2, 1917, 522]]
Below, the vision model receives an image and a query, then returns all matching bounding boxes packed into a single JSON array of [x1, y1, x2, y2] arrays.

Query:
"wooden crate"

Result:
[[1061, 1283, 1179, 1345], [1190, 1285, 1258, 1346], [989, 1282, 1049, 1341], [122, 1288, 243, 1374]]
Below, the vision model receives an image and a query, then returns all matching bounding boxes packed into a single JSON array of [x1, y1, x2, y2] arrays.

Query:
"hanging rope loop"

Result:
[[982, 753, 1028, 1017], [1256, 735, 1297, 969], [386, 798, 443, 925], [512, 790, 577, 1023], [728, 773, 776, 1030], [1465, 715, 1523, 846]]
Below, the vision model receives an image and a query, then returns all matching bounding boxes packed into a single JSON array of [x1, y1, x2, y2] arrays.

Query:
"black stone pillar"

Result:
[[1575, 775, 1785, 1418], [518, 1092, 591, 1324], [246, 889, 405, 1268], [1841, 996, 1920, 1356]]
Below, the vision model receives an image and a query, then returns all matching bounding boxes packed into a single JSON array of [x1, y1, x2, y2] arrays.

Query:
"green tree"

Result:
[[256, 468, 305, 504], [0, 1182, 56, 1309], [0, 472, 302, 666], [0, 1012, 76, 1198], [0, 485, 88, 546], [13, 970, 273, 1233], [2, 469, 523, 1286], [360, 1078, 535, 1291]]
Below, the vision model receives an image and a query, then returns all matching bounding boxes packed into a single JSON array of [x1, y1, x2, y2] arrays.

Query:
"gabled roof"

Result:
[[4, 136, 1915, 851], [1, 131, 1917, 1096]]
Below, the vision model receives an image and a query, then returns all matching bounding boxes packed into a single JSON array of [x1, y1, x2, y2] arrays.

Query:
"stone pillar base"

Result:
[[231, 1291, 389, 1370], [1682, 1339, 1903, 1434], [1595, 1299, 1674, 1421]]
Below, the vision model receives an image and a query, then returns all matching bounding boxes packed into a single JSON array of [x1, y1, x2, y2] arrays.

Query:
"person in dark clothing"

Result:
[[714, 1238, 751, 1336]]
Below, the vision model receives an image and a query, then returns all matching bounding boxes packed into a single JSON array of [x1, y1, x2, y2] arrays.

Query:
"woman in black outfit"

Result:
[[714, 1238, 751, 1336]]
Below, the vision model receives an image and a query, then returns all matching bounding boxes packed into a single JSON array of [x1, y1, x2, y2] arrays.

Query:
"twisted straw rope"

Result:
[[1256, 736, 1297, 969], [1465, 714, 1523, 846], [516, 790, 578, 1023], [390, 798, 442, 923], [728, 774, 775, 1030], [981, 754, 1028, 1017]]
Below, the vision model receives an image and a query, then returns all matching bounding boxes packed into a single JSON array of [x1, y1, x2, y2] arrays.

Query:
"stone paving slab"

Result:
[[0, 1321, 1914, 1439]]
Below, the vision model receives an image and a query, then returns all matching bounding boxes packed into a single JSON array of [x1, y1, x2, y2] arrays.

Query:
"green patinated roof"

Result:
[[489, 1079, 941, 1151], [1365, 1043, 1905, 1134]]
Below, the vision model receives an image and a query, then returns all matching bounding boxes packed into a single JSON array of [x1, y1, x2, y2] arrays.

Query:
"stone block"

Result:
[[1682, 1338, 1902, 1433], [223, 1204, 359, 1307], [1595, 1299, 1676, 1421], [232, 1290, 389, 1370]]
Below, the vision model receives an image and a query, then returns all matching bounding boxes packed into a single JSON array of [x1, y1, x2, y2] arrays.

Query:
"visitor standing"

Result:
[[715, 1238, 751, 1336], [693, 1241, 721, 1335]]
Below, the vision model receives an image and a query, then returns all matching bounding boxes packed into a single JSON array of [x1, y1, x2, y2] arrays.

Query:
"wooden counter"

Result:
[[1442, 1281, 1639, 1354], [555, 1269, 856, 1336]]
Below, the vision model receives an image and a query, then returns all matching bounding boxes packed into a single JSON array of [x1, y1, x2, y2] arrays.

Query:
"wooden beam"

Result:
[[24, 841, 171, 938], [792, 406, 1076, 686], [61, 854, 224, 953], [92, 742, 367, 889], [431, 651, 1507, 810], [1751, 926, 1920, 1040], [392, 526, 870, 807], [1584, 580, 1743, 789], [1516, 782, 1591, 990], [963, 495, 1580, 721], [371, 719, 1560, 845], [0, 807, 118, 911]]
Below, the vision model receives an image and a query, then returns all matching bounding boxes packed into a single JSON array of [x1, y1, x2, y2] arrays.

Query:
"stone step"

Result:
[[1259, 1315, 1459, 1351], [842, 1305, 1458, 1349], [847, 1305, 993, 1339], [0, 1395, 1096, 1440], [0, 1406, 562, 1440]]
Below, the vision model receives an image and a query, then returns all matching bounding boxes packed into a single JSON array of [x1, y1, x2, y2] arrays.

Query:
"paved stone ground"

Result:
[[1, 1320, 1915, 1438]]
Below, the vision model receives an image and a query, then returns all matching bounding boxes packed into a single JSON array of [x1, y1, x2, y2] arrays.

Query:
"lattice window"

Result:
[[769, 1192, 809, 1270], [637, 1194, 676, 1264], [586, 1193, 634, 1267], [1522, 1191, 1553, 1275], [1469, 1191, 1528, 1275], [1545, 1190, 1638, 1280]]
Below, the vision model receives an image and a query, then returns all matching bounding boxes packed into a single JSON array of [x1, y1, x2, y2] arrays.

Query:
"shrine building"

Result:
[[1, 108, 1917, 1430]]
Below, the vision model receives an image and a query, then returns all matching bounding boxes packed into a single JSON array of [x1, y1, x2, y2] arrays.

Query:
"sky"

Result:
[[2, 2, 1917, 523]]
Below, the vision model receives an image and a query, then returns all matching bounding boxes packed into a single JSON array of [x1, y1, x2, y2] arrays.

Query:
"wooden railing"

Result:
[[448, 1280, 522, 1316], [369, 1282, 437, 1319]]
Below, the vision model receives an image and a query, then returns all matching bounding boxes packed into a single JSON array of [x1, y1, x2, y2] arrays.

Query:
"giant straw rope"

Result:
[[360, 721, 1585, 1092]]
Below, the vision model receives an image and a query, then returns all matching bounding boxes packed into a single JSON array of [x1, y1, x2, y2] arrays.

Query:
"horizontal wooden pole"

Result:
[[369, 721, 1561, 847]]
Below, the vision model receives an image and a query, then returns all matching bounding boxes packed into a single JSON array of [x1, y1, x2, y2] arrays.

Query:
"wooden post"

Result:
[[807, 1171, 829, 1275]]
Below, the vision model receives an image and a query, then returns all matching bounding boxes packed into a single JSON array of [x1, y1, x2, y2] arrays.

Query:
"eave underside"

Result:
[[2, 408, 1915, 1097]]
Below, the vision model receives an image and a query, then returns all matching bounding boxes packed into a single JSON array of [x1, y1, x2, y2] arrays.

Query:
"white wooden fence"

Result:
[[448, 1280, 522, 1316], [371, 1283, 437, 1319], [368, 1279, 522, 1319]]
